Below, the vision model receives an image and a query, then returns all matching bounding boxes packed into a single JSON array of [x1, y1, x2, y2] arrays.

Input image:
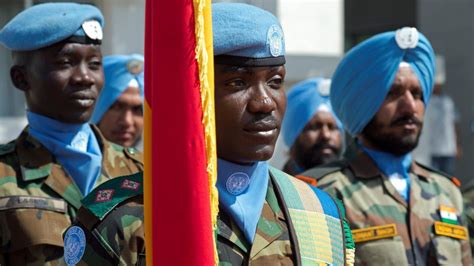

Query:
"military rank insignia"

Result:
[[121, 179, 141, 190], [95, 189, 115, 202]]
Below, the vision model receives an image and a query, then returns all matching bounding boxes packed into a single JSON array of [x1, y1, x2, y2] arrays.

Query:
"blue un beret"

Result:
[[91, 54, 145, 124], [212, 3, 285, 66], [0, 2, 104, 51]]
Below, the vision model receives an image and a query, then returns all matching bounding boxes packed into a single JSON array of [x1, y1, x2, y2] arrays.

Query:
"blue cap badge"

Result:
[[226, 172, 251, 195], [267, 25, 284, 57], [64, 226, 86, 266]]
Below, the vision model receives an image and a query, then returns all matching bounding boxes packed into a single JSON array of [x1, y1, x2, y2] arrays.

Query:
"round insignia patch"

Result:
[[395, 27, 419, 49], [226, 172, 250, 195], [267, 25, 284, 57], [127, 59, 144, 75], [82, 20, 103, 41], [318, 79, 331, 96], [64, 226, 86, 266]]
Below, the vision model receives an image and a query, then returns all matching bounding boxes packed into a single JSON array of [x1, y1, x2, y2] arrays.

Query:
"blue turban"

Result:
[[212, 3, 285, 66], [91, 54, 144, 124], [0, 2, 104, 51], [330, 27, 435, 136], [282, 78, 343, 147]]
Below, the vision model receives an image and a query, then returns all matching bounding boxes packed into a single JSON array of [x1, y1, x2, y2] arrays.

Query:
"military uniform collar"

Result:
[[349, 149, 432, 182], [15, 124, 112, 209]]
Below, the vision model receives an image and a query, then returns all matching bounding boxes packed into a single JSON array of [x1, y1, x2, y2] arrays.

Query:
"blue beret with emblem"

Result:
[[212, 3, 285, 66], [91, 54, 144, 124], [0, 2, 104, 51]]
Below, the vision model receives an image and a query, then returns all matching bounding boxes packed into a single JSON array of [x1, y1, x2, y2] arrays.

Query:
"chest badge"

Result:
[[439, 205, 458, 224], [352, 224, 398, 243]]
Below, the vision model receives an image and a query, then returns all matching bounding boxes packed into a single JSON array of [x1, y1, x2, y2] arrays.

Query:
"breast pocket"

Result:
[[0, 196, 70, 253], [355, 236, 409, 266], [431, 235, 463, 265]]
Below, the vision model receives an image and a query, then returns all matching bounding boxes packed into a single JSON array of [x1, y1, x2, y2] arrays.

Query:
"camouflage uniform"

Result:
[[302, 148, 472, 265], [66, 169, 354, 265], [462, 180, 474, 256], [0, 126, 143, 265]]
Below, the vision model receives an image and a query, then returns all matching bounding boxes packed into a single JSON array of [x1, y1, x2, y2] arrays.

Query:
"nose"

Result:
[[399, 90, 417, 113], [319, 125, 332, 140], [119, 109, 134, 128], [71, 62, 94, 86], [248, 85, 276, 114]]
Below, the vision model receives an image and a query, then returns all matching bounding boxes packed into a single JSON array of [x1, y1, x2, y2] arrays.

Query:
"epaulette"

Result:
[[416, 162, 462, 188], [0, 141, 15, 156], [301, 160, 348, 181], [81, 171, 144, 222]]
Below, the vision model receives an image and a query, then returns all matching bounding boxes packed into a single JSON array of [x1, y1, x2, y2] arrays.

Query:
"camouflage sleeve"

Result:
[[64, 196, 145, 266], [463, 188, 474, 257]]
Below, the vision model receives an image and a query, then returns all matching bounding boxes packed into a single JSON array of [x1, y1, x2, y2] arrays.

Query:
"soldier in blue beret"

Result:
[[0, 3, 143, 265], [63, 3, 354, 265]]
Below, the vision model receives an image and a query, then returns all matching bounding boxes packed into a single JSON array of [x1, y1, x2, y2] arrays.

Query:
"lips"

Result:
[[68, 90, 97, 108], [243, 118, 278, 139]]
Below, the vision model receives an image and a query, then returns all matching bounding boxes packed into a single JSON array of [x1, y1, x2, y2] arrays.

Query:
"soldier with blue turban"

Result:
[[63, 3, 355, 265], [281, 78, 344, 176], [0, 3, 143, 265], [91, 54, 144, 149], [302, 27, 472, 265]]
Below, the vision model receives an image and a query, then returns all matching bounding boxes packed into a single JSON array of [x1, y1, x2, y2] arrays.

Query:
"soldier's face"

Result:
[[98, 86, 143, 147], [23, 42, 104, 123], [214, 64, 286, 164], [361, 66, 425, 155], [292, 111, 343, 169]]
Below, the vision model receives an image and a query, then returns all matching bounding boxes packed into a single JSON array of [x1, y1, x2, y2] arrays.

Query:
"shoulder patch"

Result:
[[301, 160, 348, 181], [0, 142, 15, 156], [81, 171, 143, 221]]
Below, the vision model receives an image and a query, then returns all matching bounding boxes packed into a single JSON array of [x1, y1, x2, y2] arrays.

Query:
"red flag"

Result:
[[144, 0, 218, 265]]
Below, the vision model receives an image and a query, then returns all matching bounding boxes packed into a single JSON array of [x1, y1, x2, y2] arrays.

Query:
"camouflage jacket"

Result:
[[65, 169, 353, 265], [462, 180, 474, 257], [302, 150, 472, 266], [0, 126, 143, 265]]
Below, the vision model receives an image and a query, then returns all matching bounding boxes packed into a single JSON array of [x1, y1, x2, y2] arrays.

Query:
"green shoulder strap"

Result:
[[81, 171, 144, 221]]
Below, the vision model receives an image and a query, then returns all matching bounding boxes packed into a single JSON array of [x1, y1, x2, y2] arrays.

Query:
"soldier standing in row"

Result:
[[0, 3, 143, 264], [281, 78, 344, 177], [91, 54, 145, 150], [63, 3, 354, 265], [302, 28, 472, 265]]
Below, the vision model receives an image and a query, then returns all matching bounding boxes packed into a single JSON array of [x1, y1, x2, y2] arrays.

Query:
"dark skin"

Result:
[[10, 42, 104, 124], [360, 66, 425, 155], [214, 64, 286, 164], [291, 111, 343, 169]]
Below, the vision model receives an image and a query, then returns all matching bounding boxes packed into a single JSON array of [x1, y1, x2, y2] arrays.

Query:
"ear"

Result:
[[10, 65, 29, 92]]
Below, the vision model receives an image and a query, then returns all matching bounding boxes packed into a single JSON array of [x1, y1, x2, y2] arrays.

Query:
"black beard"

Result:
[[361, 117, 422, 156], [294, 142, 341, 170]]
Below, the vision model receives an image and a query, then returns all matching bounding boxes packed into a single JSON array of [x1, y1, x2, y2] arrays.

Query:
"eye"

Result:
[[57, 58, 72, 67], [226, 79, 247, 89], [267, 77, 283, 89], [411, 87, 423, 100], [89, 59, 102, 70]]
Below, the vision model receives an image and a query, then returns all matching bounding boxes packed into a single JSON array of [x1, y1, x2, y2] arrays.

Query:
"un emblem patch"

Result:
[[226, 172, 250, 195], [267, 24, 284, 57], [64, 226, 86, 266]]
